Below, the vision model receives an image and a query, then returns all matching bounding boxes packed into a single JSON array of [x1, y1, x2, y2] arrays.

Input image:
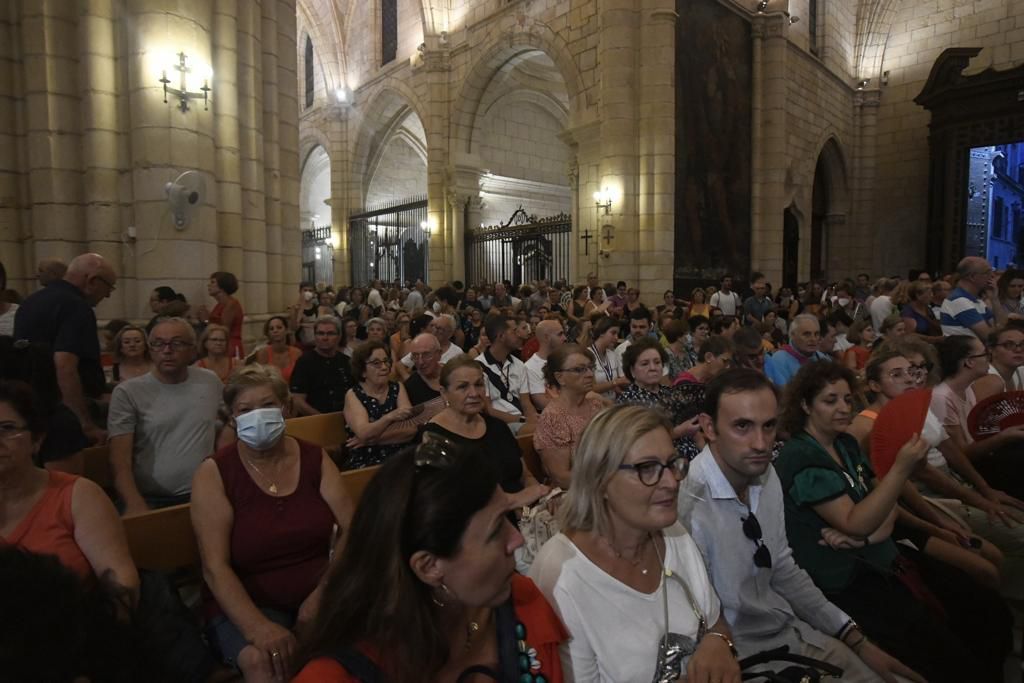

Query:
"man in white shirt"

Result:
[[476, 314, 537, 434], [614, 307, 653, 361], [710, 274, 742, 316], [403, 280, 426, 313], [680, 368, 922, 682], [400, 313, 462, 368], [869, 278, 898, 331], [366, 279, 384, 310], [524, 319, 566, 411]]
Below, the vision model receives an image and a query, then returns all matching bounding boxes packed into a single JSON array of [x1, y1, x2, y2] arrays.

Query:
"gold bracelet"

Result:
[[704, 631, 738, 658]]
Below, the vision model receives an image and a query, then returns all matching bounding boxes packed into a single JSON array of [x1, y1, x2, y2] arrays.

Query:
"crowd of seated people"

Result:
[[8, 253, 1024, 681]]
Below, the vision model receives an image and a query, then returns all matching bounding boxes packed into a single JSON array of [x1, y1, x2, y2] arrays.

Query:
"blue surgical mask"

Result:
[[235, 407, 286, 451]]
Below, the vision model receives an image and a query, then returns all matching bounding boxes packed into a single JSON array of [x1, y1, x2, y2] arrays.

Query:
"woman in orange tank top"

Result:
[[0, 380, 138, 595]]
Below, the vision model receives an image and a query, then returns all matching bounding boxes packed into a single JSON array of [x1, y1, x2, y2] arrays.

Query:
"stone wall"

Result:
[[1, 0, 301, 346]]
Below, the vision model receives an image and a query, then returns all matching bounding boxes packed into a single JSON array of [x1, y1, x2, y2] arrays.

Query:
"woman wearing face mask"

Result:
[[191, 364, 355, 683], [290, 282, 319, 348]]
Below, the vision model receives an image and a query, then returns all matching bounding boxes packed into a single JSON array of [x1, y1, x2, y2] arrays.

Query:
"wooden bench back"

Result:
[[118, 464, 381, 574], [516, 434, 546, 483], [122, 503, 199, 572], [81, 444, 113, 489], [285, 412, 348, 452]]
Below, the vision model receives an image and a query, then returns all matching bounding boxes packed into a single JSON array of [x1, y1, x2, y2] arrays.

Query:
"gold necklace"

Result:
[[606, 532, 653, 575], [243, 454, 281, 494]]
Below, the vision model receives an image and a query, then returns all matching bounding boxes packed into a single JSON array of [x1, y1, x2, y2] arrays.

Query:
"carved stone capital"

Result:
[[854, 89, 882, 108], [752, 14, 787, 40]]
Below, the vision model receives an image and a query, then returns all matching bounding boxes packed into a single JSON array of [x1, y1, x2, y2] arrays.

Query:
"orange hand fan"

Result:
[[869, 388, 932, 479]]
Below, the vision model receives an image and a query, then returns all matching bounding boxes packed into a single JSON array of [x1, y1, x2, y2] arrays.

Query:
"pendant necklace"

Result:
[[243, 455, 280, 494], [607, 532, 653, 575]]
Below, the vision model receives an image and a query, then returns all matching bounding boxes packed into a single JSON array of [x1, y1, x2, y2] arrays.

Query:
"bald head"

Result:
[[536, 319, 566, 355], [410, 332, 442, 378], [955, 256, 993, 295], [64, 253, 117, 306]]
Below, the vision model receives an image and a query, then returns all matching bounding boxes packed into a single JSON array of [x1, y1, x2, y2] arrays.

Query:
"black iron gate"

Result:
[[348, 197, 429, 286], [301, 225, 334, 286], [466, 207, 571, 287]]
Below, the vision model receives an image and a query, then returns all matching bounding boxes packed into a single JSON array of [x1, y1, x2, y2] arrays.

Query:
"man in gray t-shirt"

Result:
[[108, 318, 222, 514]]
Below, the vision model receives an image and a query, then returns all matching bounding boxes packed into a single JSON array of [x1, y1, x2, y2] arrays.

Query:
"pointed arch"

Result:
[[451, 18, 589, 155]]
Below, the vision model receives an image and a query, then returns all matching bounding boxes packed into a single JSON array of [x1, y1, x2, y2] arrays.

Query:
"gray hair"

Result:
[[560, 405, 674, 538], [366, 317, 387, 329], [313, 315, 342, 336], [788, 314, 819, 341], [149, 316, 197, 345]]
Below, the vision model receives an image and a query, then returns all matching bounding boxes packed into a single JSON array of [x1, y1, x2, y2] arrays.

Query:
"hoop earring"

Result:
[[432, 582, 454, 608]]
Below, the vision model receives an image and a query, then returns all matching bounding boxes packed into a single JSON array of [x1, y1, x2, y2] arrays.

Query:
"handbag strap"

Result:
[[317, 645, 386, 683], [454, 600, 519, 683]]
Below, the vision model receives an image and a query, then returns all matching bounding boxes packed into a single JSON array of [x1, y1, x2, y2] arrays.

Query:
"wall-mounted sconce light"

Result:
[[856, 78, 871, 90], [329, 234, 340, 249], [439, 31, 449, 45], [160, 52, 211, 112], [881, 71, 890, 87], [314, 246, 323, 261], [334, 85, 353, 104], [421, 220, 432, 238], [593, 188, 613, 215], [756, 0, 769, 12]]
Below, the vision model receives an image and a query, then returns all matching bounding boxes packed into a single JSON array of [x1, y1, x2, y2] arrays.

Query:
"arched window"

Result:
[[304, 36, 314, 108], [382, 0, 397, 65]]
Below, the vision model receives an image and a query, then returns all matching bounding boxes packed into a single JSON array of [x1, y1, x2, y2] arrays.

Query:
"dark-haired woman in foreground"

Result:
[[294, 439, 567, 682]]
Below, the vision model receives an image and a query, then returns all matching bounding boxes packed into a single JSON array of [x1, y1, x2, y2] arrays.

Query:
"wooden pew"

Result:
[[340, 465, 380, 509], [516, 433, 547, 483], [81, 444, 113, 489], [122, 503, 199, 573], [284, 411, 348, 448]]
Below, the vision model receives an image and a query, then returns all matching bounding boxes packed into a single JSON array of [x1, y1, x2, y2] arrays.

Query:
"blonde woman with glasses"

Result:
[[530, 405, 740, 683]]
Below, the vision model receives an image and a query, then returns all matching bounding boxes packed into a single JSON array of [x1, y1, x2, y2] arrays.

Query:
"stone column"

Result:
[[566, 158, 580, 284], [22, 1, 86, 266], [276, 0, 301, 305], [421, 47, 452, 285], [448, 191, 466, 283], [213, 0, 244, 285], [852, 89, 881, 275], [236, 0, 265, 308], [637, 1, 676, 303], [79, 0, 126, 316], [596, 0, 640, 289], [750, 14, 788, 285], [329, 105, 352, 287], [126, 0, 218, 316], [0, 3, 27, 290]]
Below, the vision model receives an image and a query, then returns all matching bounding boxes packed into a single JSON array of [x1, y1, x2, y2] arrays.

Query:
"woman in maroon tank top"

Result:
[[190, 365, 355, 682]]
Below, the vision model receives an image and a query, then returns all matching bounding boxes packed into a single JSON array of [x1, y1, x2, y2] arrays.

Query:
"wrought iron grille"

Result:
[[349, 197, 429, 287], [465, 207, 571, 288], [301, 225, 334, 286]]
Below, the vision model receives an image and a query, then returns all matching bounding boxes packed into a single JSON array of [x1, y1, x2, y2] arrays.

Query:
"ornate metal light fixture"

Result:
[[160, 52, 211, 112]]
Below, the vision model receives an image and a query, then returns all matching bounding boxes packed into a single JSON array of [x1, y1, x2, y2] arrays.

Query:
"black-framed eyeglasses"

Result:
[[149, 339, 194, 352], [995, 341, 1024, 352], [965, 351, 989, 361], [618, 455, 689, 486], [95, 275, 116, 291], [367, 358, 392, 368], [742, 512, 773, 568]]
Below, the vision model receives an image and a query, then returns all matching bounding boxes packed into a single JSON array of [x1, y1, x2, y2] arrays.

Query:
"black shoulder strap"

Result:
[[478, 361, 523, 412], [318, 646, 386, 683]]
